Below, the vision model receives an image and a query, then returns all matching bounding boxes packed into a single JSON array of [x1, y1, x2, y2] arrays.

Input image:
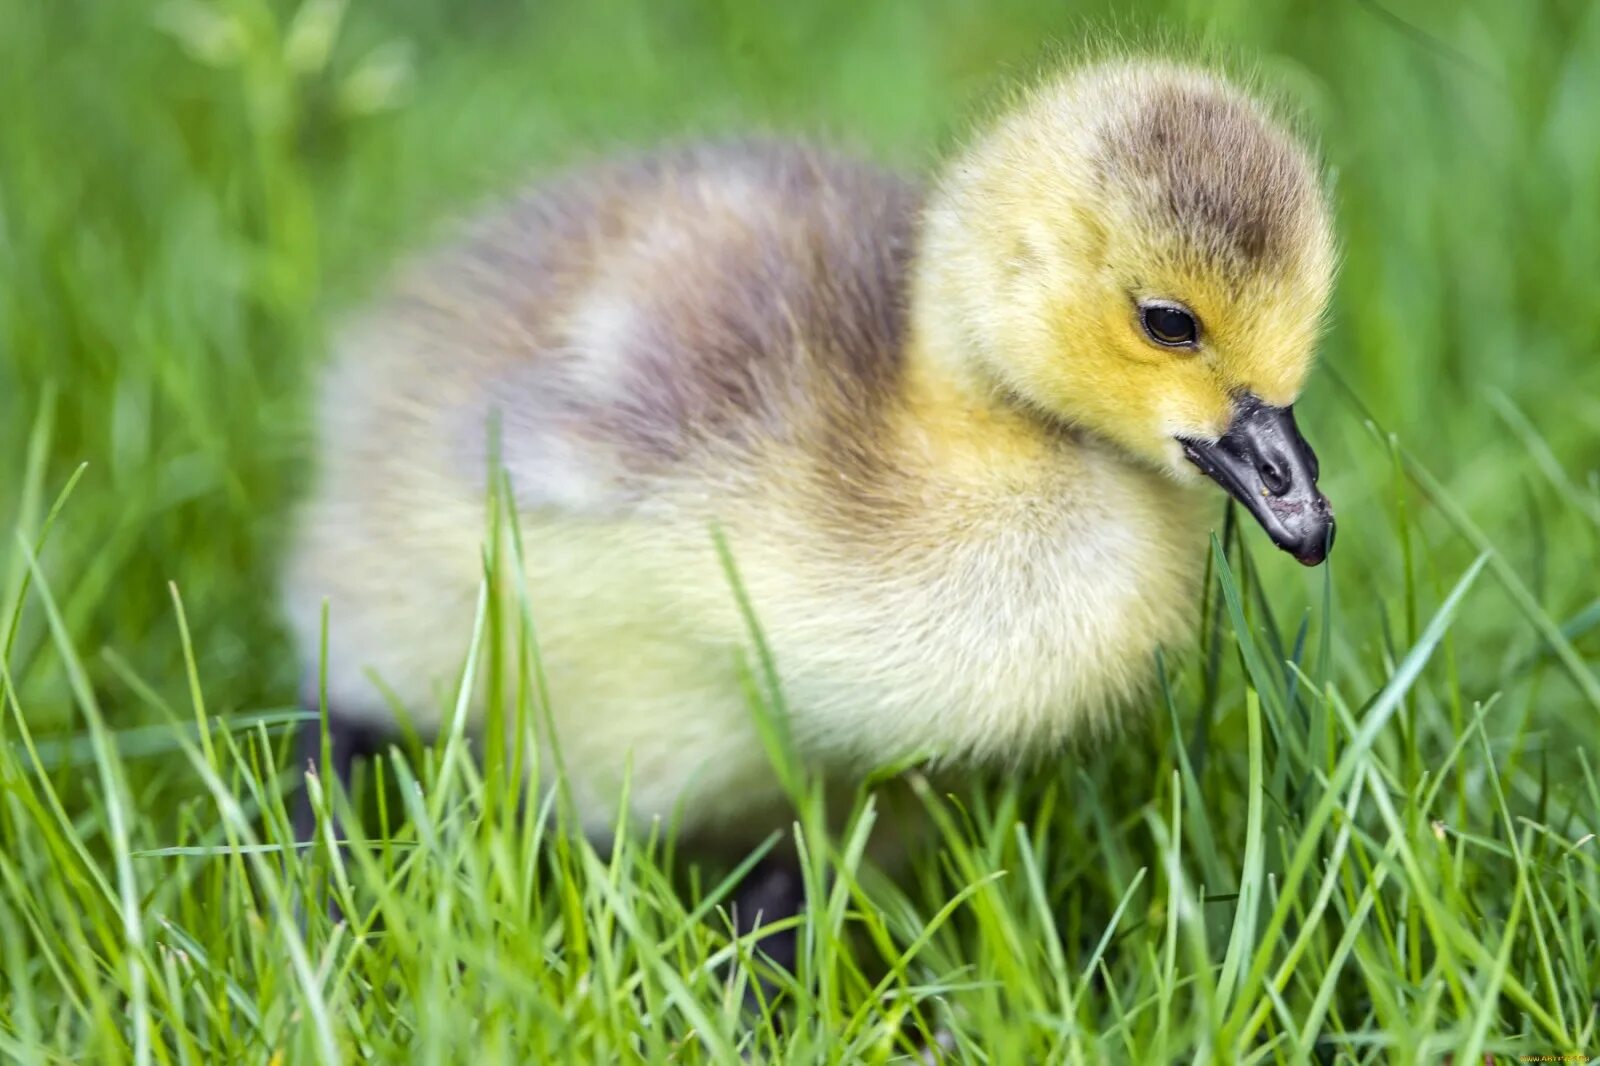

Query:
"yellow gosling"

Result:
[[283, 59, 1337, 856]]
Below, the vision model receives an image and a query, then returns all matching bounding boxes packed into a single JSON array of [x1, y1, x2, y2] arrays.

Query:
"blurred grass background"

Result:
[[3, 0, 1600, 1061]]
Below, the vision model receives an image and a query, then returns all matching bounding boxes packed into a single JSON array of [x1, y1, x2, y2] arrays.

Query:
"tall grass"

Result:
[[3, 0, 1599, 1061]]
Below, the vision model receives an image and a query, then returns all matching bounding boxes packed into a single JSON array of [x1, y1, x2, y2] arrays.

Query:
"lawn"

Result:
[[3, 0, 1600, 1061]]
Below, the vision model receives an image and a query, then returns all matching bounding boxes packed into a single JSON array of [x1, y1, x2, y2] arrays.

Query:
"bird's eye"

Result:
[[1139, 303, 1199, 348]]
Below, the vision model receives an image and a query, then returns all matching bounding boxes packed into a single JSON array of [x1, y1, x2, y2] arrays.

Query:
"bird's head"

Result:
[[918, 60, 1338, 564]]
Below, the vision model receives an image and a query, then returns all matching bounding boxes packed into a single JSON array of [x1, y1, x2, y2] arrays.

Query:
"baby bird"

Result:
[[284, 59, 1335, 926]]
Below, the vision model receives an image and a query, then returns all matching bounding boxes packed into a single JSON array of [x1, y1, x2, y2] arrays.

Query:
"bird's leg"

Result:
[[290, 703, 389, 923], [291, 704, 385, 851], [730, 856, 805, 1011]]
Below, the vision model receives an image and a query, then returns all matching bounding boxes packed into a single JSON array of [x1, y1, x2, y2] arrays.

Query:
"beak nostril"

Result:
[[1260, 458, 1290, 497]]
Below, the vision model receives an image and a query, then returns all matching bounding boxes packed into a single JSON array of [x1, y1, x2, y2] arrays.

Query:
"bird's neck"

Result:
[[891, 333, 1064, 487], [893, 236, 1072, 487]]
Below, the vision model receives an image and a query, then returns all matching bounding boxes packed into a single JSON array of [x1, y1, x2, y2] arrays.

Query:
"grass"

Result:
[[3, 0, 1600, 1061]]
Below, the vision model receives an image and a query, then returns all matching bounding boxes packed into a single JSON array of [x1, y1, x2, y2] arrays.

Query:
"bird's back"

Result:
[[331, 143, 922, 512]]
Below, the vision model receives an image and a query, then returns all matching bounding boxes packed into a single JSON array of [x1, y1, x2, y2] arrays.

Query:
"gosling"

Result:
[[283, 59, 1336, 929]]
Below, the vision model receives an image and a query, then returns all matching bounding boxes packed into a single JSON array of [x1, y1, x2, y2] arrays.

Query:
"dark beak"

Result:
[[1179, 395, 1334, 566]]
